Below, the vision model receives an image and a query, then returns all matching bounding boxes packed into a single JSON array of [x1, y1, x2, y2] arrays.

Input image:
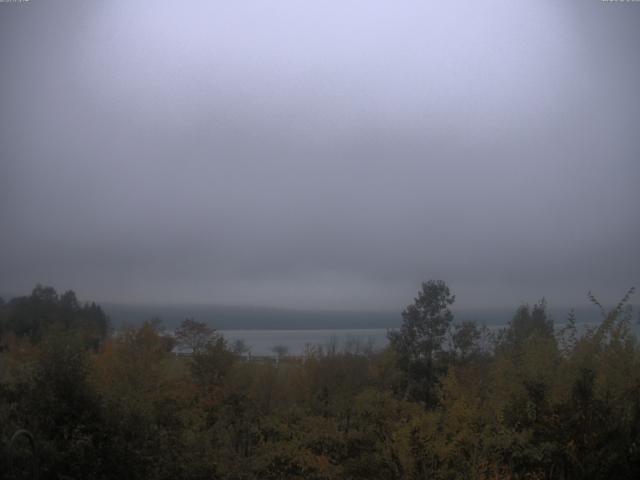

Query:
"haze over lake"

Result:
[[101, 302, 637, 356]]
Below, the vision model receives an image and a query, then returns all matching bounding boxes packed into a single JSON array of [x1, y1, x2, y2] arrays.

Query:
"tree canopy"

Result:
[[1, 283, 639, 479]]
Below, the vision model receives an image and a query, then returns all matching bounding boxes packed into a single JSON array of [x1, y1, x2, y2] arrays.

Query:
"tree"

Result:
[[498, 299, 554, 353], [231, 338, 251, 357], [0, 297, 6, 341], [4, 285, 109, 347], [388, 280, 455, 405], [451, 320, 484, 362], [190, 335, 235, 389], [174, 317, 215, 355], [22, 332, 105, 479]]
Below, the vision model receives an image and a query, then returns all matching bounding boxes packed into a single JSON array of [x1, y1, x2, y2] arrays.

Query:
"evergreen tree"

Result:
[[388, 280, 455, 406]]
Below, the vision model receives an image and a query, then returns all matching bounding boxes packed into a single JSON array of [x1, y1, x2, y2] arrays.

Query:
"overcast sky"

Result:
[[1, 0, 639, 310]]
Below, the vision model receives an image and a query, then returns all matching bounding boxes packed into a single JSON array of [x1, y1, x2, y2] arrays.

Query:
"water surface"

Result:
[[220, 328, 389, 356]]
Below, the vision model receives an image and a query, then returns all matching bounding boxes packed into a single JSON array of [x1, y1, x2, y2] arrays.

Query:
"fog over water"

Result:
[[1, 1, 639, 311]]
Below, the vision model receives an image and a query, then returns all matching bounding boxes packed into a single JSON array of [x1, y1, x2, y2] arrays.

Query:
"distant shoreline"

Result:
[[103, 303, 623, 330]]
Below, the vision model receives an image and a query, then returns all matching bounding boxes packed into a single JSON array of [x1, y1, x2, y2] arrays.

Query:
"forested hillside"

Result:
[[1, 282, 639, 479]]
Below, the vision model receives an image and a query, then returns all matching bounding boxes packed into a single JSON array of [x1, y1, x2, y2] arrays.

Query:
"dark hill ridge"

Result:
[[102, 303, 398, 330], [101, 303, 619, 330]]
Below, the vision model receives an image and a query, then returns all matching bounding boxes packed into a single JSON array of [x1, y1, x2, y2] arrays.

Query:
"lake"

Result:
[[218, 319, 639, 356], [219, 328, 390, 356]]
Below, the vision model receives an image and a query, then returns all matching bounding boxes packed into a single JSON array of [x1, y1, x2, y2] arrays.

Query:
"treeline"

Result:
[[0, 282, 639, 479]]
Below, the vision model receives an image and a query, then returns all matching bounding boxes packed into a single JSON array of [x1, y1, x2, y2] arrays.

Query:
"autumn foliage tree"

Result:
[[1, 283, 639, 479], [174, 317, 216, 354]]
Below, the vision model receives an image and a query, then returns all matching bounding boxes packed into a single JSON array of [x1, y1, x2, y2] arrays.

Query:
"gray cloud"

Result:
[[1, 0, 639, 309]]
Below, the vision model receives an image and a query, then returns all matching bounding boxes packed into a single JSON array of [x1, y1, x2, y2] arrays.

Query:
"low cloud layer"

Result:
[[1, 0, 639, 309]]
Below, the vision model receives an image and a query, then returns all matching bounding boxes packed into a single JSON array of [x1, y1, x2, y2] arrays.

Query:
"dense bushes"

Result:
[[1, 284, 639, 479]]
